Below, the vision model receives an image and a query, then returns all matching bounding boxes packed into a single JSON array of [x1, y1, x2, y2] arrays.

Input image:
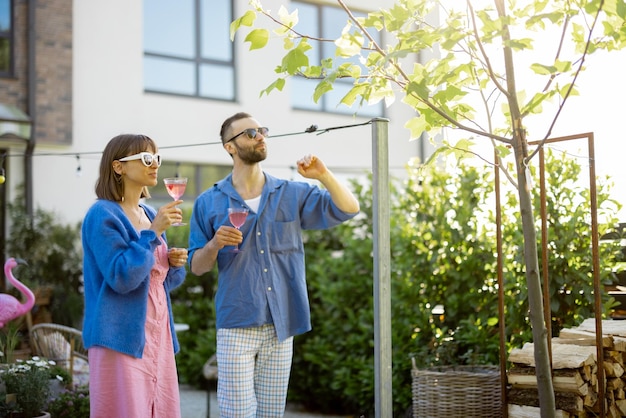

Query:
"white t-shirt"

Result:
[[245, 195, 261, 213]]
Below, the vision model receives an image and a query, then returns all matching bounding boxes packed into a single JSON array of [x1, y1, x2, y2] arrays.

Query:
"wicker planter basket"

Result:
[[411, 359, 502, 418]]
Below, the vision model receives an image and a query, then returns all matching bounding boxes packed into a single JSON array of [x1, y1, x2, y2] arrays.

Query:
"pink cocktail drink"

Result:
[[166, 182, 186, 200], [228, 211, 247, 229], [163, 177, 188, 226], [227, 207, 249, 252]]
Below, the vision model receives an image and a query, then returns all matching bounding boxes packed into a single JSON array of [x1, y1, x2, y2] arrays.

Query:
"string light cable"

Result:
[[0, 120, 384, 177]]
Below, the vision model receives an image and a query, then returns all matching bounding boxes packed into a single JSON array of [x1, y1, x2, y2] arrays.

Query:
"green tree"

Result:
[[232, 1, 626, 415]]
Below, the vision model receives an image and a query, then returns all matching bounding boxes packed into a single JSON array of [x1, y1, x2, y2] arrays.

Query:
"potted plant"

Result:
[[0, 357, 65, 418]]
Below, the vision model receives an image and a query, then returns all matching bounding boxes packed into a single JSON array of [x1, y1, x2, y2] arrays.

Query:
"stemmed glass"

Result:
[[163, 177, 188, 226], [228, 207, 249, 252]]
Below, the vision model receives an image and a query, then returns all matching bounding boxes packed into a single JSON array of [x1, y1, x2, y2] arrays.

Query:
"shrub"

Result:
[[47, 386, 90, 418]]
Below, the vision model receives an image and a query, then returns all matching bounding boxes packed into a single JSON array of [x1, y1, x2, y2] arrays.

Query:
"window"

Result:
[[291, 1, 383, 118], [0, 0, 12, 76], [143, 0, 235, 100]]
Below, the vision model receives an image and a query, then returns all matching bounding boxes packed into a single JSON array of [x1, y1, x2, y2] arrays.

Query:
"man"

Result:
[[188, 112, 359, 416]]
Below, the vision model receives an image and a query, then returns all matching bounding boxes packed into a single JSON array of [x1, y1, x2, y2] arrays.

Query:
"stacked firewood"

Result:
[[507, 318, 626, 417]]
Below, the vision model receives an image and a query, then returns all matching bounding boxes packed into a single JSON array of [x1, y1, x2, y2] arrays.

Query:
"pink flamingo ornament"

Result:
[[0, 258, 35, 328]]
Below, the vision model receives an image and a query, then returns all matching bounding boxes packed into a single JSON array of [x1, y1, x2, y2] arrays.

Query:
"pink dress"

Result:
[[89, 239, 181, 418]]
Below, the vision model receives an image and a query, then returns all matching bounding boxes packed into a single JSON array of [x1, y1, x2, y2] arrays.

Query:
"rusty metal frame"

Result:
[[496, 132, 604, 417]]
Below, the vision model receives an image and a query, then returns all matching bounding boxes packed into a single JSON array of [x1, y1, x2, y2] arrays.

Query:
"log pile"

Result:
[[507, 318, 626, 417]]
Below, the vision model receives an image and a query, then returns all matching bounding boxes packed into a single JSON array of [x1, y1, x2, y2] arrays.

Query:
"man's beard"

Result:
[[235, 142, 267, 164]]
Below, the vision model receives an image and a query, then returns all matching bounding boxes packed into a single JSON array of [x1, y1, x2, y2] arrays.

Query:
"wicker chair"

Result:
[[30, 323, 88, 383]]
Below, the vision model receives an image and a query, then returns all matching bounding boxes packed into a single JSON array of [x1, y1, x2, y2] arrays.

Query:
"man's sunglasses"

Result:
[[118, 152, 162, 167], [225, 127, 269, 144]]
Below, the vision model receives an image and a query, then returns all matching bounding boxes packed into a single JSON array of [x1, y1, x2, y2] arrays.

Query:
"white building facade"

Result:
[[0, 0, 426, 255]]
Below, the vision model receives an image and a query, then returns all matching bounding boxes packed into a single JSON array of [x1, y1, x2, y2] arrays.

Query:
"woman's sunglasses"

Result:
[[118, 152, 162, 167], [225, 127, 269, 143]]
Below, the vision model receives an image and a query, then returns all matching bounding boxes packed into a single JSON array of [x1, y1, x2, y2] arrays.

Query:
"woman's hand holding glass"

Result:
[[168, 247, 188, 267], [151, 200, 184, 235]]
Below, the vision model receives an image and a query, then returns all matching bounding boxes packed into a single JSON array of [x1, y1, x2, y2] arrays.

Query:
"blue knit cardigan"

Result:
[[81, 199, 186, 358]]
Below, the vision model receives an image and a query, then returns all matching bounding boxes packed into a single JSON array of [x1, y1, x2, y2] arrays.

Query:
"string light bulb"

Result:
[[75, 154, 82, 177], [0, 154, 5, 184]]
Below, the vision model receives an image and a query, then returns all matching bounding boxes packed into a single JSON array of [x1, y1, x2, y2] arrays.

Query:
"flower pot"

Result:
[[8, 412, 50, 418]]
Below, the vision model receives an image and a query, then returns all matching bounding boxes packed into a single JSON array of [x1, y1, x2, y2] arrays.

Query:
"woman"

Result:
[[82, 133, 188, 417]]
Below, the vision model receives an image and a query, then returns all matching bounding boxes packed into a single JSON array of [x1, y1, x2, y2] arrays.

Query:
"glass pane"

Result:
[[0, 0, 10, 32], [200, 0, 231, 61], [144, 0, 194, 58], [292, 77, 322, 111], [292, 2, 319, 62], [199, 64, 234, 100], [293, 2, 318, 36], [144, 56, 195, 95]]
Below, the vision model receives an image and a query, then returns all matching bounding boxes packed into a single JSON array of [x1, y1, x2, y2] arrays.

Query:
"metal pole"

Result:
[[371, 118, 392, 417]]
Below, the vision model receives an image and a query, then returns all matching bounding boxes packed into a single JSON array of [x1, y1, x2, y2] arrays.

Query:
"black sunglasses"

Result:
[[225, 127, 269, 144]]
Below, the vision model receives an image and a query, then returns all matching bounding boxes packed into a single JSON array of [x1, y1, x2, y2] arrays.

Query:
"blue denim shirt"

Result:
[[189, 173, 357, 341]]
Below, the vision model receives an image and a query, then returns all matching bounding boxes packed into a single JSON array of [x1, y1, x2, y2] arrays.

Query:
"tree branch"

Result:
[[467, 0, 510, 98]]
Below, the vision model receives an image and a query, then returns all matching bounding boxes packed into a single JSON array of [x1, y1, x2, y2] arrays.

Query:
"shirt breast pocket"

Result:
[[270, 220, 300, 253]]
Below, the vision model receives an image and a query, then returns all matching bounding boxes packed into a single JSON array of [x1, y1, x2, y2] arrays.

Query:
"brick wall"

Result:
[[0, 0, 73, 145], [34, 0, 73, 145]]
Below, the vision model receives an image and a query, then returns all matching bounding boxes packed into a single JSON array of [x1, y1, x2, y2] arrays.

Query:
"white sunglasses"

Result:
[[118, 152, 162, 167]]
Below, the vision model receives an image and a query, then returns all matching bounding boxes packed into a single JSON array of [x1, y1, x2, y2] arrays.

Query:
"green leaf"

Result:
[[260, 78, 286, 97], [281, 48, 309, 74], [274, 5, 298, 36], [405, 115, 430, 140], [335, 27, 364, 57], [452, 138, 475, 161], [230, 10, 256, 41], [530, 63, 557, 75], [521, 91, 550, 115], [341, 84, 366, 106], [244, 29, 269, 51], [313, 80, 333, 103], [503, 38, 534, 50], [407, 80, 430, 101], [559, 83, 578, 98], [368, 80, 395, 106], [495, 144, 511, 159]]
